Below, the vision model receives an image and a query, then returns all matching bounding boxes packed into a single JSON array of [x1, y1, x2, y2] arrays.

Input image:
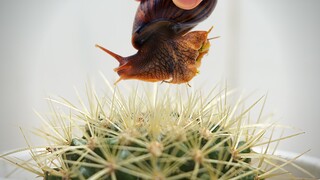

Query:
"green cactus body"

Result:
[[45, 129, 260, 180], [38, 84, 269, 180]]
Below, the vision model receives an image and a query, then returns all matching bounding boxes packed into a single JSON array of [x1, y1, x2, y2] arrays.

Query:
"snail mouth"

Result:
[[114, 64, 132, 73]]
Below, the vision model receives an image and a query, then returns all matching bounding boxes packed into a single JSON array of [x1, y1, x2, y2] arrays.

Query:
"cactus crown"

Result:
[[1, 78, 314, 179]]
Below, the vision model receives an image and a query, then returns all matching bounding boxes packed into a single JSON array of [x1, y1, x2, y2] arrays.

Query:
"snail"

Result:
[[96, 0, 217, 84]]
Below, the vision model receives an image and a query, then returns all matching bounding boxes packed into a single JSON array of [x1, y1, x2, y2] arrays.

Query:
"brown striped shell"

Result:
[[132, 0, 217, 49], [96, 0, 217, 85]]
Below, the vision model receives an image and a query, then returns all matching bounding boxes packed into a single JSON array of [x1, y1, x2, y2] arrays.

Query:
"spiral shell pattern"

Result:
[[132, 0, 217, 49]]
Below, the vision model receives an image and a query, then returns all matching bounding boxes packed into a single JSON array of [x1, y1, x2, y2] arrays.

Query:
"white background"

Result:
[[1, 0, 320, 158]]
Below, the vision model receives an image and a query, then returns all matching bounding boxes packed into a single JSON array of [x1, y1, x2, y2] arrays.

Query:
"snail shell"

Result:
[[132, 0, 217, 49], [96, 0, 217, 84]]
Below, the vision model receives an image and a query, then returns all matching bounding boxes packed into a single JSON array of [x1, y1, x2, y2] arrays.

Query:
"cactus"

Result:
[[1, 79, 314, 179]]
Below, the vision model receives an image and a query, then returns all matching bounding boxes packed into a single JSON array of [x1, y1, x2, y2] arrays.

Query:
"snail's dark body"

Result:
[[96, 0, 217, 84]]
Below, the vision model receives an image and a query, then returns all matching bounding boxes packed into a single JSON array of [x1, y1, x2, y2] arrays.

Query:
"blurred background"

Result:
[[0, 0, 319, 159]]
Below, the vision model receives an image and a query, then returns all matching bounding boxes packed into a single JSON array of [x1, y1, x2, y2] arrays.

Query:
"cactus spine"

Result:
[[1, 80, 313, 179]]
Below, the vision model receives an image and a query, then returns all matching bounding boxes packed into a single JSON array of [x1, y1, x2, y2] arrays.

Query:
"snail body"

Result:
[[96, 0, 217, 84]]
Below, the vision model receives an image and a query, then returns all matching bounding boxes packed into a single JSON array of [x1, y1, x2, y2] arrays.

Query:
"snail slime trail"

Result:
[[96, 0, 218, 85]]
